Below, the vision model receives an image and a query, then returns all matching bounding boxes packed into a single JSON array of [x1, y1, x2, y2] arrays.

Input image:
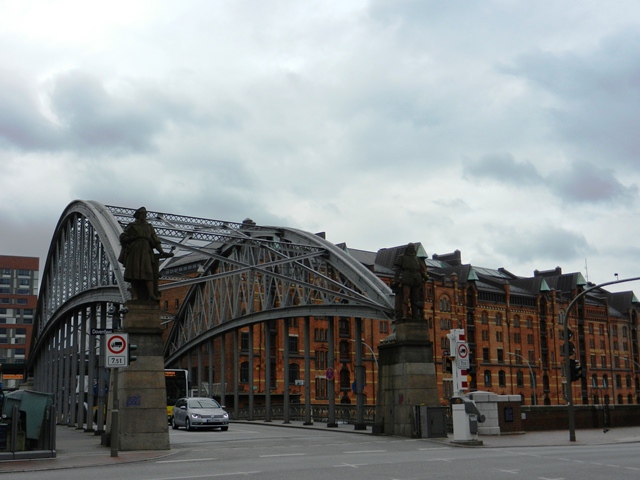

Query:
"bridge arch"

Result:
[[29, 201, 395, 428]]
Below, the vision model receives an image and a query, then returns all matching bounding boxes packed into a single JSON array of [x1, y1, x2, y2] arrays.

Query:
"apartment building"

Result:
[[0, 255, 38, 389]]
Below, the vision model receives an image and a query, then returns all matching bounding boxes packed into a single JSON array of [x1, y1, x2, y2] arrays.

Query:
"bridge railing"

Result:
[[234, 404, 376, 425]]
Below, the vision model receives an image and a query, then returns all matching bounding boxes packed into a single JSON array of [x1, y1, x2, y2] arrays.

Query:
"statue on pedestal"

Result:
[[118, 207, 173, 301], [392, 243, 428, 322]]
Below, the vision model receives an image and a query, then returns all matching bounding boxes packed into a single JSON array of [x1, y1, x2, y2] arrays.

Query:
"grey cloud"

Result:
[[0, 69, 198, 156], [503, 30, 640, 166], [50, 71, 174, 154], [463, 153, 544, 186], [548, 161, 638, 203], [0, 70, 60, 150], [489, 224, 592, 264], [464, 153, 637, 204]]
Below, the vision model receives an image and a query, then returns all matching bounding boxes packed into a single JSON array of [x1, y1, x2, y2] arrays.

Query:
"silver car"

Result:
[[171, 397, 230, 431]]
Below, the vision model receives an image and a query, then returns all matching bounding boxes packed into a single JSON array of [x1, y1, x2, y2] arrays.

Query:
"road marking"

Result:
[[344, 450, 386, 454], [259, 453, 307, 458], [334, 463, 368, 468], [497, 469, 520, 474], [146, 472, 261, 480], [425, 458, 452, 463], [158, 458, 219, 464], [539, 477, 565, 480], [418, 447, 450, 451]]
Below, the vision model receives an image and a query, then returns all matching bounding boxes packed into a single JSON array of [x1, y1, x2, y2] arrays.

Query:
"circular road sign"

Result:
[[107, 334, 127, 355], [326, 367, 335, 381], [457, 343, 468, 359]]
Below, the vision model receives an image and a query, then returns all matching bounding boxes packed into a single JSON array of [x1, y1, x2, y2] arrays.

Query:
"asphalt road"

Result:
[[6, 423, 640, 480]]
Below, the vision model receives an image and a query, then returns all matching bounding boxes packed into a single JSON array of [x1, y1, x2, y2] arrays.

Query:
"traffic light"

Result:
[[444, 356, 453, 373], [569, 359, 582, 382], [560, 342, 575, 357], [128, 344, 138, 363]]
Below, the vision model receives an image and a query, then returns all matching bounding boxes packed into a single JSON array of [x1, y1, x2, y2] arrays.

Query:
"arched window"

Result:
[[617, 394, 623, 405], [495, 313, 503, 326], [516, 371, 524, 388], [603, 375, 609, 388], [498, 370, 506, 387], [628, 394, 634, 404], [483, 370, 492, 387], [513, 315, 520, 328], [591, 374, 598, 388], [439, 296, 451, 312], [616, 374, 622, 389], [627, 375, 632, 388], [289, 363, 300, 384], [593, 394, 599, 405], [240, 361, 250, 383], [481, 312, 488, 325]]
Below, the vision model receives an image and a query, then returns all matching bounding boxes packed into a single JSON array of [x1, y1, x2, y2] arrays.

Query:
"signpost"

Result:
[[106, 333, 129, 368], [447, 329, 469, 394]]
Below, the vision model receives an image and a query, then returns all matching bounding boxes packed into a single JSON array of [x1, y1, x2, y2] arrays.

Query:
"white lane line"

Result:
[[343, 450, 387, 454], [158, 458, 218, 464], [259, 453, 307, 458], [146, 472, 260, 480]]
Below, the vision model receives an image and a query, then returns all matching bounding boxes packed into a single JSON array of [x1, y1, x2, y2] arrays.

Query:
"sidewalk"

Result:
[[2, 421, 640, 473], [0, 426, 176, 474]]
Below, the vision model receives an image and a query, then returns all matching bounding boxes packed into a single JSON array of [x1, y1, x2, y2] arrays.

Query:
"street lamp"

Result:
[[351, 338, 379, 370], [564, 275, 640, 442], [507, 352, 537, 405]]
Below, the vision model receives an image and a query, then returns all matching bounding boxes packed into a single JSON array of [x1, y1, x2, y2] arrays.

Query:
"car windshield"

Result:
[[188, 399, 221, 409]]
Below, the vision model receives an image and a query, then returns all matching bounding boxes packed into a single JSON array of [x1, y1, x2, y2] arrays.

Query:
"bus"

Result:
[[165, 369, 189, 422]]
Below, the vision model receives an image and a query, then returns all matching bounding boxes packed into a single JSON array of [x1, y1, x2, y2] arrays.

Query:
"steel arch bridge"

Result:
[[29, 200, 394, 428]]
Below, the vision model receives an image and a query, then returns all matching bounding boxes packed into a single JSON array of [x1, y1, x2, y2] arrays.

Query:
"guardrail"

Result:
[[235, 404, 376, 424]]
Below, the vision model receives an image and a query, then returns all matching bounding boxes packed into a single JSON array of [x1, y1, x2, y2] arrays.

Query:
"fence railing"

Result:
[[235, 404, 376, 424]]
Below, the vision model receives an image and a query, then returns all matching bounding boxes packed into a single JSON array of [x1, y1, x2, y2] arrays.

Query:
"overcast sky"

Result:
[[1, 1, 640, 291]]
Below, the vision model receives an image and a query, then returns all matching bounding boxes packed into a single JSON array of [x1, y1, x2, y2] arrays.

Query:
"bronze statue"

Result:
[[119, 207, 173, 301], [393, 243, 428, 321]]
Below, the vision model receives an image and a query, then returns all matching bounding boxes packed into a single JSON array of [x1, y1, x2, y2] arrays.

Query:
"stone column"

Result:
[[117, 301, 169, 451], [375, 319, 440, 438]]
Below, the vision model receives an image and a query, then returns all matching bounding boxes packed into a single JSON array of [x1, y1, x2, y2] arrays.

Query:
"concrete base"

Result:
[[375, 320, 441, 438], [117, 301, 170, 451]]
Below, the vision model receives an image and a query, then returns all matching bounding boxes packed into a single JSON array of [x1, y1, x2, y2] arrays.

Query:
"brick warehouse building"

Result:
[[161, 242, 640, 408], [0, 255, 39, 389]]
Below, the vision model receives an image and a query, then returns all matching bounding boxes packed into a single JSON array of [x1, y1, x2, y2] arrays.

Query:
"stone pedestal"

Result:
[[117, 301, 170, 451], [375, 320, 440, 438]]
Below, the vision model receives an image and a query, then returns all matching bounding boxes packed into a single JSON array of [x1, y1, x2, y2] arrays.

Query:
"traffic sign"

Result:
[[326, 367, 335, 381], [457, 343, 469, 359], [105, 333, 129, 368]]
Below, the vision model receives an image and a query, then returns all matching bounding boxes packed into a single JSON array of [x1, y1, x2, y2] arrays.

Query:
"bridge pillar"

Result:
[[374, 319, 440, 438], [116, 301, 170, 451]]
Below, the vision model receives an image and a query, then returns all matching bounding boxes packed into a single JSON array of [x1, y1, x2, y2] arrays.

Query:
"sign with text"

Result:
[[105, 333, 129, 368]]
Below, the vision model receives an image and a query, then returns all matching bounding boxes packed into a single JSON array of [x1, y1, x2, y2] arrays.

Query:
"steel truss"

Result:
[[29, 201, 394, 429]]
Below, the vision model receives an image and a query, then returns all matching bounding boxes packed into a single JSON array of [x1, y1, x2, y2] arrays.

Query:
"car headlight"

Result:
[[190, 413, 201, 419], [223, 413, 229, 419]]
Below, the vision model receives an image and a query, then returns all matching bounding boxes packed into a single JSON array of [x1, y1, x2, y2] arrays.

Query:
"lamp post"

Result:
[[564, 276, 640, 442], [623, 356, 640, 369], [507, 352, 537, 405], [351, 338, 379, 370], [350, 338, 379, 403]]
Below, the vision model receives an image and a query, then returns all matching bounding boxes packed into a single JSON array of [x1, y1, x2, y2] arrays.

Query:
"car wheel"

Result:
[[171, 416, 179, 430], [221, 426, 229, 431], [186, 418, 193, 431]]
